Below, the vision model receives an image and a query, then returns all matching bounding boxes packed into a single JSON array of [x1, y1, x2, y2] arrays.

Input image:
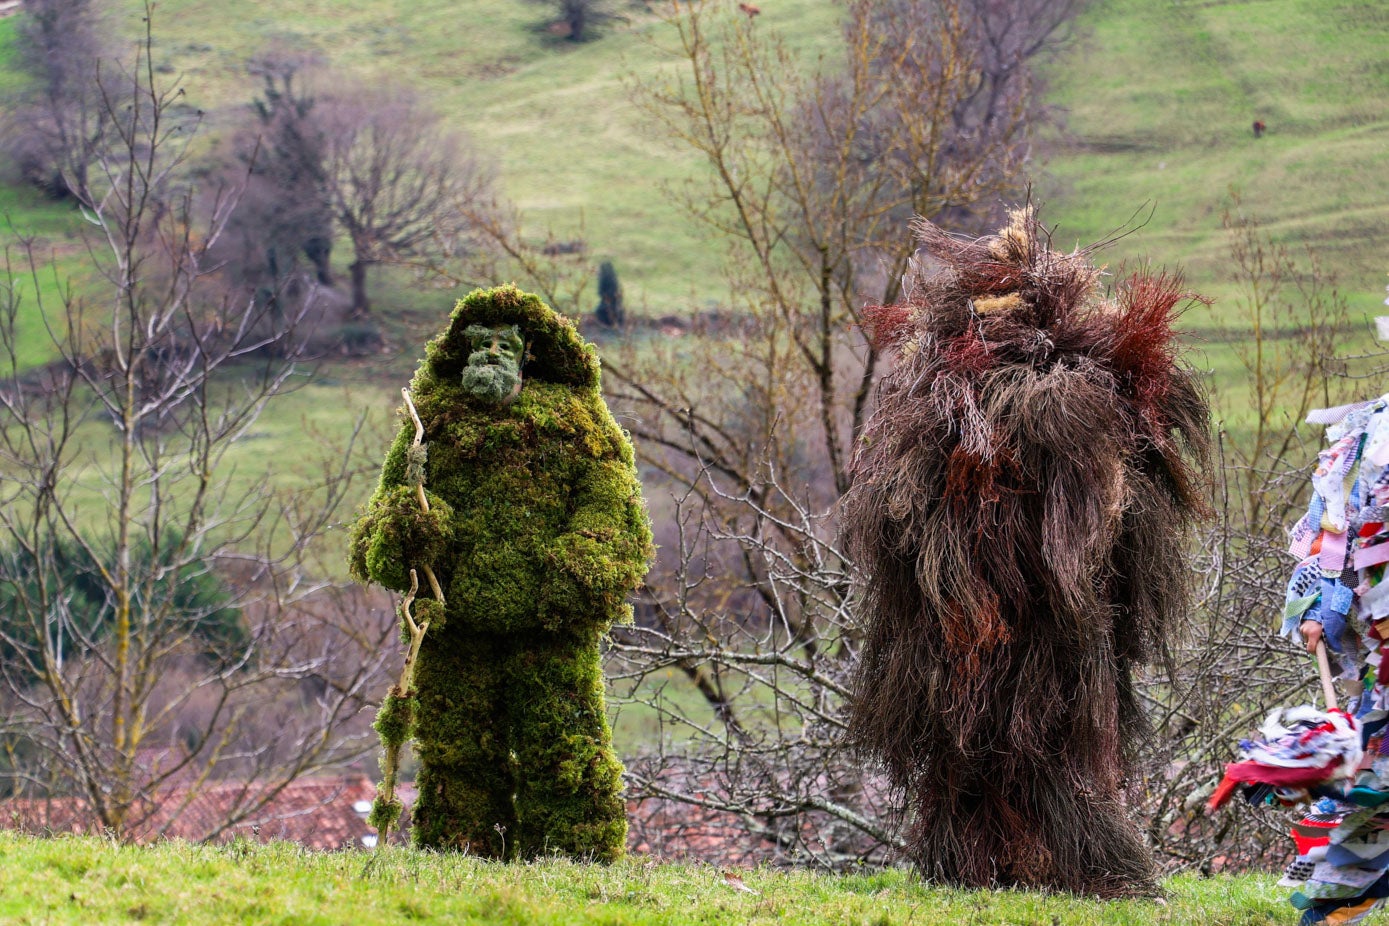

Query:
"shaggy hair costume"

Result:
[[842, 211, 1210, 896]]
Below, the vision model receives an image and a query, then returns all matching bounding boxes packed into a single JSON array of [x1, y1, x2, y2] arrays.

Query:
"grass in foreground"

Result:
[[0, 832, 1297, 925]]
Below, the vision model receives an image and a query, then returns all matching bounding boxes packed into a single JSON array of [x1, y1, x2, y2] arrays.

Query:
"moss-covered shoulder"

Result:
[[405, 381, 630, 465]]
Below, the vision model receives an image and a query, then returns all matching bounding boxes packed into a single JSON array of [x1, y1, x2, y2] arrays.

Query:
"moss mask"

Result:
[[459, 323, 524, 405]]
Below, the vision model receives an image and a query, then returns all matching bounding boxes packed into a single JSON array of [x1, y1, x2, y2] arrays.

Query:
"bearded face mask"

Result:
[[460, 324, 524, 405]]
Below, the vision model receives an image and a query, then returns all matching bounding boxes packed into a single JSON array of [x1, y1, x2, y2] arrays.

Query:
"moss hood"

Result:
[[419, 286, 599, 391]]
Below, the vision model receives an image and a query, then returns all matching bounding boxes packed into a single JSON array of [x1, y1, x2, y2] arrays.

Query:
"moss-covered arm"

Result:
[[539, 456, 652, 632], [348, 422, 454, 594]]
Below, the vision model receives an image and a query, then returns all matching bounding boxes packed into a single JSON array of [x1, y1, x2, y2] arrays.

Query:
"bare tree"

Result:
[[2, 0, 121, 201], [609, 468, 901, 868], [317, 85, 493, 318], [927, 0, 1088, 224], [447, 194, 596, 319], [956, 0, 1087, 128], [208, 51, 354, 353], [616, 0, 1053, 505], [1216, 192, 1351, 524], [0, 12, 393, 839], [601, 0, 1081, 867], [219, 52, 335, 303], [1129, 199, 1361, 874]]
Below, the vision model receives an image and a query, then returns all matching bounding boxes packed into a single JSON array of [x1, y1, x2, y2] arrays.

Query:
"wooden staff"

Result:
[[372, 388, 444, 847], [1315, 639, 1338, 711]]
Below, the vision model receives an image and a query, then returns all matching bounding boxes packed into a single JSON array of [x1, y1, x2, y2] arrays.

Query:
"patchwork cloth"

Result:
[[1208, 708, 1362, 812], [1276, 395, 1389, 925]]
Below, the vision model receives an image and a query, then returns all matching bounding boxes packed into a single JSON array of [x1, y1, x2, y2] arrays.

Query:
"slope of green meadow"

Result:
[[131, 0, 1389, 327], [93, 0, 843, 314], [1042, 0, 1389, 322], [2, 0, 1386, 334]]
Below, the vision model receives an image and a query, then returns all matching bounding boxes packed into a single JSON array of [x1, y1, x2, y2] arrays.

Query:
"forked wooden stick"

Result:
[[403, 389, 444, 602], [372, 388, 445, 847]]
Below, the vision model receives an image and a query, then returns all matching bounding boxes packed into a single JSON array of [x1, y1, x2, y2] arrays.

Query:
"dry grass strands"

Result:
[[842, 209, 1211, 897]]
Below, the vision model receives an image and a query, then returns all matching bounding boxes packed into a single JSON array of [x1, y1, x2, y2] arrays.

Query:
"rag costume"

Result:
[[1269, 396, 1389, 925], [842, 210, 1210, 896]]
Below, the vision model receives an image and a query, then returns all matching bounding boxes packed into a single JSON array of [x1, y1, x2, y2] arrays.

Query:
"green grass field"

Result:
[[1034, 0, 1389, 440], [1040, 0, 1389, 325], [0, 832, 1298, 925], [86, 0, 1389, 323]]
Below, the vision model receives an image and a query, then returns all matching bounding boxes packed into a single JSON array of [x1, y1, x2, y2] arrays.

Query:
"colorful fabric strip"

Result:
[[1323, 531, 1351, 573], [1355, 544, 1389, 571]]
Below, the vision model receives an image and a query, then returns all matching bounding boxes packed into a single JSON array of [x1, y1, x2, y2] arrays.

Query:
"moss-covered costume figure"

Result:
[[350, 285, 652, 861], [842, 210, 1210, 897]]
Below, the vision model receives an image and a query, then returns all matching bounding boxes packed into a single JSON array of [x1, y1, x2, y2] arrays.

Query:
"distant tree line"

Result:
[[2, 1, 494, 334]]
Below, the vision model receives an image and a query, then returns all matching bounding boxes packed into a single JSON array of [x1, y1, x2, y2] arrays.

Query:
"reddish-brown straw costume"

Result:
[[842, 211, 1210, 896]]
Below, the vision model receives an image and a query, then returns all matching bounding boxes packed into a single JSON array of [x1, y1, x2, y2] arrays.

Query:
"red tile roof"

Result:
[[3, 765, 803, 863], [0, 774, 383, 849], [626, 796, 781, 865]]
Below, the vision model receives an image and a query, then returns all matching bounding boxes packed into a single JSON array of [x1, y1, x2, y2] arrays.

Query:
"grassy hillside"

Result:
[[128, 0, 1389, 328], [0, 832, 1295, 925], [1041, 0, 1389, 329], [2, 0, 1385, 328], [73, 0, 844, 314]]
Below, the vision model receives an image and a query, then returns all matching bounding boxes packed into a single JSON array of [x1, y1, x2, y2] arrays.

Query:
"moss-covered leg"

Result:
[[411, 632, 516, 857], [507, 629, 626, 862]]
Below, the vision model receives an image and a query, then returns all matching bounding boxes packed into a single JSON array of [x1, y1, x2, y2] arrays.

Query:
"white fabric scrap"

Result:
[[1309, 861, 1387, 890], [1368, 403, 1389, 466], [1360, 580, 1389, 621], [1311, 401, 1373, 427], [1243, 706, 1362, 777]]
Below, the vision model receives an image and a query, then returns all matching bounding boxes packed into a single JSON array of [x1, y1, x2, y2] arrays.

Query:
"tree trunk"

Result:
[[564, 0, 586, 40], [304, 236, 333, 286], [349, 259, 370, 317]]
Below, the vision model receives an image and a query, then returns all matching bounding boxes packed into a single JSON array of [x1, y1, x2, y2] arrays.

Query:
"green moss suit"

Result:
[[350, 287, 652, 861]]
